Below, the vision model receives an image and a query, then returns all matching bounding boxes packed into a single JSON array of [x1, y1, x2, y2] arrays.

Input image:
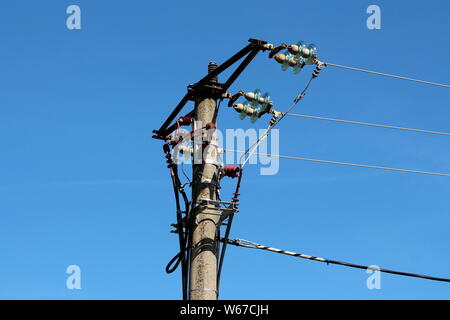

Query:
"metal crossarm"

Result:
[[153, 39, 269, 139]]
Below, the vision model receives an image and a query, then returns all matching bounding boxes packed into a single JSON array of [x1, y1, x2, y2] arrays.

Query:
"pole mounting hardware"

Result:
[[193, 199, 239, 225], [152, 39, 271, 140]]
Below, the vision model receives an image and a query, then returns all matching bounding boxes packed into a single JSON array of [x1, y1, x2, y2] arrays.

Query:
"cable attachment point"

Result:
[[269, 43, 287, 59], [312, 60, 327, 78], [221, 165, 240, 179], [227, 91, 244, 107], [269, 109, 283, 127], [204, 122, 216, 131], [160, 111, 195, 139], [163, 143, 176, 169], [177, 115, 193, 126], [170, 218, 186, 234], [293, 93, 305, 104]]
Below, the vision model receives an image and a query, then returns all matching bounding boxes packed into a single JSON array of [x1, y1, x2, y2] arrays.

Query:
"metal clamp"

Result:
[[193, 199, 239, 225]]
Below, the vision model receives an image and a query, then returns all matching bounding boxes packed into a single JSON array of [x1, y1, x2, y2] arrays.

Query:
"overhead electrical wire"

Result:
[[157, 40, 450, 298], [219, 60, 450, 291], [217, 65, 325, 295], [286, 113, 450, 137], [224, 149, 450, 178], [324, 62, 450, 89], [222, 238, 450, 283], [239, 63, 324, 169]]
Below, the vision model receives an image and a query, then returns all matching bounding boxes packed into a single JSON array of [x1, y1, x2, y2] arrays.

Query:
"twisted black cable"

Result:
[[223, 238, 450, 283]]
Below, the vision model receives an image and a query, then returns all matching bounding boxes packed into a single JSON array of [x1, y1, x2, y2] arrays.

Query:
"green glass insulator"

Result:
[[304, 44, 318, 65]]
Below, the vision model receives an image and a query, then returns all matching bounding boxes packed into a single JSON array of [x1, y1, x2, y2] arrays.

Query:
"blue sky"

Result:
[[0, 0, 449, 299]]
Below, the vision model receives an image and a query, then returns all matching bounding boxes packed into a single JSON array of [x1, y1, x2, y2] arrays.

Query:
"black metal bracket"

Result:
[[152, 38, 269, 140]]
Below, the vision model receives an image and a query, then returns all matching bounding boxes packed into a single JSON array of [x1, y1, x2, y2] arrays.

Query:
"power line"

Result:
[[223, 149, 450, 178], [223, 238, 450, 283], [239, 79, 312, 168], [217, 75, 319, 293], [324, 62, 450, 89], [156, 38, 450, 299], [239, 63, 325, 168], [286, 113, 450, 137], [218, 68, 323, 293]]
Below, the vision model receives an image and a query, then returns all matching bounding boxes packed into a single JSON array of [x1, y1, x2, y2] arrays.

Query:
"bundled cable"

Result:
[[223, 238, 450, 283], [162, 143, 191, 300]]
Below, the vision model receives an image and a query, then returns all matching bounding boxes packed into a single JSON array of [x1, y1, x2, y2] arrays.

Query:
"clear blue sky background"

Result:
[[0, 0, 449, 299]]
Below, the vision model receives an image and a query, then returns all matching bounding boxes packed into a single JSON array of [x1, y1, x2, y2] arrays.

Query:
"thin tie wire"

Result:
[[286, 113, 450, 137], [224, 149, 450, 178], [222, 238, 450, 283], [325, 62, 450, 89]]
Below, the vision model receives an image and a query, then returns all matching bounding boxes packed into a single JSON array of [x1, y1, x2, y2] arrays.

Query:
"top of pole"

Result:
[[208, 61, 218, 83]]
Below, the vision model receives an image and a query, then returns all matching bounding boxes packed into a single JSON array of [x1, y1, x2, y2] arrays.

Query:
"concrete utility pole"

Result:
[[189, 62, 221, 300]]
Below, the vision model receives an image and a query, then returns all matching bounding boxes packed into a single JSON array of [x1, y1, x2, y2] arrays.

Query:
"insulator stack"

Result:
[[273, 40, 318, 74], [232, 89, 271, 123]]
